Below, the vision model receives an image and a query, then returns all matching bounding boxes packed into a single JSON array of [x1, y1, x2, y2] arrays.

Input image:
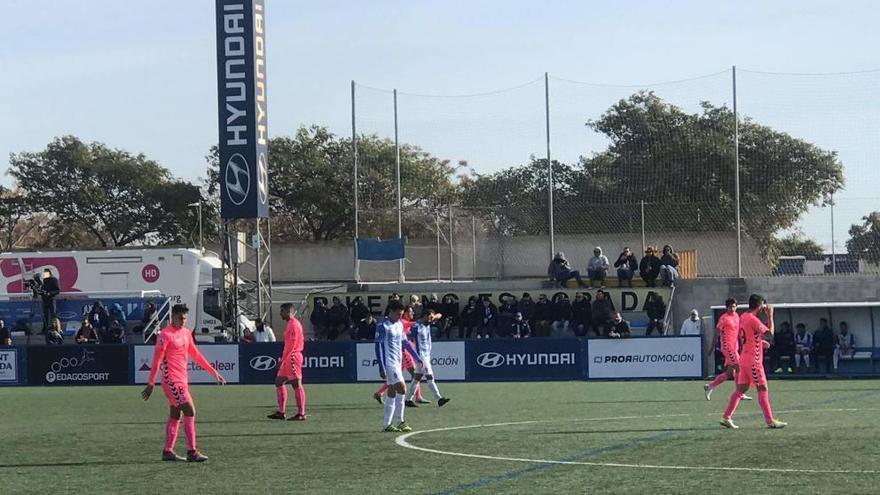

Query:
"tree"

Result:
[[846, 212, 880, 264], [9, 136, 210, 247], [769, 232, 825, 261], [206, 126, 460, 241]]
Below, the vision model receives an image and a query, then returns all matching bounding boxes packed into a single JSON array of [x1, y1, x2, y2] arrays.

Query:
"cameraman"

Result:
[[40, 269, 61, 332]]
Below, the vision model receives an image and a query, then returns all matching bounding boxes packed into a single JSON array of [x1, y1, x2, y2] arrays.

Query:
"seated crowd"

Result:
[[547, 245, 680, 289]]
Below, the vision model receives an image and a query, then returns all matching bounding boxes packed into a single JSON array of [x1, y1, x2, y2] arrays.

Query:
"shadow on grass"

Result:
[[0, 460, 148, 469], [562, 399, 697, 405], [537, 426, 720, 435]]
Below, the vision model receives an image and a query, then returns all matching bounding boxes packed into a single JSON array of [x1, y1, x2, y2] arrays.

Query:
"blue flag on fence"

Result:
[[356, 238, 406, 261]]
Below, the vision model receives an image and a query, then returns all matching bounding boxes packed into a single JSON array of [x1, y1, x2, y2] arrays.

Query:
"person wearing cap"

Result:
[[547, 252, 587, 288], [586, 246, 610, 288], [680, 309, 703, 336]]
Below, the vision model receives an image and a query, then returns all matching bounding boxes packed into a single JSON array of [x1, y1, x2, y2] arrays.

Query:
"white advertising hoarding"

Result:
[[588, 336, 702, 379], [356, 341, 465, 381], [134, 344, 240, 384]]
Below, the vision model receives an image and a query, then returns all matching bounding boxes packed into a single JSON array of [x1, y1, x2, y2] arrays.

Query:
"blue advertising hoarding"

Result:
[[216, 0, 269, 219], [239, 342, 353, 384], [466, 338, 585, 381]]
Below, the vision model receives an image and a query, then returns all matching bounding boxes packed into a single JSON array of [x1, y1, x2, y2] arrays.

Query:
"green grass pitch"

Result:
[[2, 380, 879, 494]]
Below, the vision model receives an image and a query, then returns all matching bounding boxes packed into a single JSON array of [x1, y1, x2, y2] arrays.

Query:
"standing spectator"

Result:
[[253, 318, 276, 342], [639, 246, 662, 287], [518, 293, 536, 329], [310, 299, 330, 340], [591, 290, 614, 336], [586, 247, 610, 288], [438, 294, 459, 339], [45, 318, 64, 345], [109, 303, 128, 329], [659, 244, 680, 287], [551, 293, 572, 337], [794, 323, 813, 371], [426, 294, 443, 314], [88, 301, 110, 335], [409, 295, 423, 318], [478, 297, 498, 339], [836, 322, 855, 367], [357, 313, 378, 341], [497, 296, 517, 337], [459, 297, 480, 339], [75, 319, 98, 344], [510, 312, 531, 338], [813, 318, 836, 373], [327, 297, 350, 340], [571, 292, 592, 336], [102, 320, 126, 344], [614, 247, 638, 288], [607, 312, 631, 338], [383, 293, 401, 316], [644, 292, 667, 336], [679, 309, 702, 335], [40, 268, 61, 332], [0, 320, 10, 345], [772, 322, 796, 373], [547, 252, 587, 288], [350, 297, 371, 329], [534, 294, 553, 337], [138, 301, 158, 340]]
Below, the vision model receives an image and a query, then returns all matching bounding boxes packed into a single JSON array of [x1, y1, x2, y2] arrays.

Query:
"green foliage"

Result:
[[846, 211, 880, 264], [768, 232, 825, 262], [9, 136, 210, 247]]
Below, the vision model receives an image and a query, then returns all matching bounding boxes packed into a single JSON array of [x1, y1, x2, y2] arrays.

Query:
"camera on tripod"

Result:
[[24, 273, 44, 297]]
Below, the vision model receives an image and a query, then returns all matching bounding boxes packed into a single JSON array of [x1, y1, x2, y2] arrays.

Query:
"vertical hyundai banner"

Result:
[[216, 0, 269, 219]]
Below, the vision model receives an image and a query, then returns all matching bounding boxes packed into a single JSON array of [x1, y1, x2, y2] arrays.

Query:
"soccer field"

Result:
[[2, 380, 879, 494]]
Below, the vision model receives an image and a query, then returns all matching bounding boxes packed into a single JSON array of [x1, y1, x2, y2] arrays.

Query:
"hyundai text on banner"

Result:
[[240, 342, 353, 384], [356, 342, 465, 382], [27, 346, 128, 385], [133, 345, 240, 384], [0, 348, 19, 384], [587, 336, 703, 379], [466, 339, 583, 381], [216, 0, 269, 219]]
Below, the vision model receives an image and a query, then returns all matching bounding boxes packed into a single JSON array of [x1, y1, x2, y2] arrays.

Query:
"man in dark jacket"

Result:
[[551, 294, 572, 337], [813, 318, 836, 373], [310, 299, 330, 339], [645, 292, 667, 336], [327, 297, 350, 340], [479, 297, 498, 339], [438, 294, 459, 339], [591, 290, 614, 336], [459, 297, 480, 339], [497, 296, 517, 337], [639, 247, 662, 287], [772, 322, 796, 373], [40, 269, 61, 331], [614, 247, 639, 288], [533, 294, 553, 337], [608, 312, 631, 338], [510, 312, 531, 338], [571, 292, 592, 336], [518, 293, 536, 329]]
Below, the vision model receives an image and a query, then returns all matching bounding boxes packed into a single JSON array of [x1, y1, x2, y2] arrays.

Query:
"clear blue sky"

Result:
[[2, 0, 879, 251]]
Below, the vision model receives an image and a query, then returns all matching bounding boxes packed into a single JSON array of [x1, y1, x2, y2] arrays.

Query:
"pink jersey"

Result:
[[147, 324, 217, 385], [739, 312, 770, 366], [281, 317, 304, 358], [716, 312, 741, 355]]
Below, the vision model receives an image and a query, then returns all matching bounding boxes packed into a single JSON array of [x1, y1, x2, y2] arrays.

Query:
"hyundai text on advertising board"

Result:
[[216, 0, 269, 219], [0, 348, 19, 384], [239, 342, 353, 384], [134, 345, 240, 384], [28, 346, 128, 385], [587, 336, 703, 379], [356, 342, 465, 382], [467, 339, 583, 381]]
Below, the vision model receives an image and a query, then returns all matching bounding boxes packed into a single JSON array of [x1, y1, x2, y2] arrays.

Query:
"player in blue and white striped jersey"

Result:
[[405, 308, 451, 408], [374, 299, 422, 432]]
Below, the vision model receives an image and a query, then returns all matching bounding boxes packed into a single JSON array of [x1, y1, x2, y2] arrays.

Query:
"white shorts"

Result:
[[386, 367, 405, 386], [416, 359, 434, 377]]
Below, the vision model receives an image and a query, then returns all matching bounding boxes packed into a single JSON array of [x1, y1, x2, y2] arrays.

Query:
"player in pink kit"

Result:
[[720, 294, 787, 429], [141, 304, 226, 462], [704, 298, 752, 401], [268, 303, 307, 421]]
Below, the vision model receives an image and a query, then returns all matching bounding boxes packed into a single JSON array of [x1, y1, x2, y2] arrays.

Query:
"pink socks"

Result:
[[276, 385, 288, 414], [708, 373, 728, 390], [294, 387, 306, 416], [164, 417, 180, 452], [757, 390, 774, 424], [183, 416, 197, 452], [723, 390, 742, 419]]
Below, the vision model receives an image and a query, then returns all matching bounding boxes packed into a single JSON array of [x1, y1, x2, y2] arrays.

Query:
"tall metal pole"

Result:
[[436, 214, 441, 281], [733, 65, 743, 278], [830, 193, 836, 274], [472, 215, 477, 280], [640, 200, 646, 254], [197, 202, 203, 250], [351, 80, 358, 240], [394, 89, 404, 281], [545, 72, 555, 258], [449, 204, 455, 282]]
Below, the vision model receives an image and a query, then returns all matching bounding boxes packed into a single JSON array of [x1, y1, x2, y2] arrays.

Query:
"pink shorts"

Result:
[[724, 349, 740, 368], [277, 351, 303, 380], [162, 379, 192, 407], [736, 360, 767, 388], [402, 350, 415, 371]]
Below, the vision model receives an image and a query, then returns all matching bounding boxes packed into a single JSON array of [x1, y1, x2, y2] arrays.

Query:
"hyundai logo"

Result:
[[250, 355, 277, 371], [476, 352, 504, 368], [257, 152, 268, 205], [225, 153, 251, 206]]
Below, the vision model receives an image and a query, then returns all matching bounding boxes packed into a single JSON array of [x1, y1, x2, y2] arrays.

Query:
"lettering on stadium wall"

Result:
[[596, 353, 695, 364], [476, 352, 576, 368]]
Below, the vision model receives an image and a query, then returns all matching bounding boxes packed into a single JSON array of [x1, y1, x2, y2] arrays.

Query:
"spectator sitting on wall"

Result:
[[607, 312, 631, 338], [644, 291, 667, 336], [587, 247, 610, 288], [534, 294, 553, 337], [0, 320, 10, 345], [497, 296, 517, 337], [659, 244, 680, 287], [478, 297, 498, 339], [772, 322, 796, 373], [46, 318, 64, 345], [614, 247, 639, 288], [679, 309, 702, 336], [438, 294, 459, 340], [88, 301, 110, 334], [459, 297, 480, 339], [591, 290, 614, 336], [253, 318, 276, 342], [511, 312, 531, 338], [109, 303, 127, 327], [639, 246, 661, 287], [837, 321, 855, 363], [75, 319, 98, 344], [571, 292, 592, 336], [357, 313, 378, 341], [794, 323, 813, 371], [813, 318, 836, 373], [547, 252, 587, 288], [310, 299, 330, 340], [551, 293, 572, 337], [327, 297, 350, 340]]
